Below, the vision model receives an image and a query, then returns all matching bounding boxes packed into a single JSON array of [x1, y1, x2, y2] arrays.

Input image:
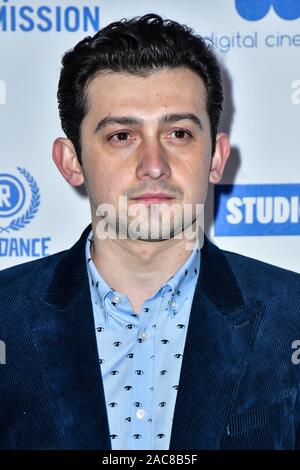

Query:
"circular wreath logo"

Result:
[[0, 167, 40, 234]]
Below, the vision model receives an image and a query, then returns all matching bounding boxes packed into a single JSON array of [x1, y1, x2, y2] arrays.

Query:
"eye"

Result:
[[108, 131, 132, 143], [114, 132, 128, 140], [168, 129, 192, 140]]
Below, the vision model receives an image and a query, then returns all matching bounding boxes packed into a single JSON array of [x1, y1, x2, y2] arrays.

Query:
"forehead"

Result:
[[85, 67, 207, 118]]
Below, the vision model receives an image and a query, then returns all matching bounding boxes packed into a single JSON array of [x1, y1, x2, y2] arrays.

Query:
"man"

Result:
[[0, 14, 300, 451]]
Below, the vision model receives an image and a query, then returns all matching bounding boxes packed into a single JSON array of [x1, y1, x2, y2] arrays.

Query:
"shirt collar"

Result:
[[86, 232, 112, 311], [163, 237, 200, 315], [85, 230, 200, 318]]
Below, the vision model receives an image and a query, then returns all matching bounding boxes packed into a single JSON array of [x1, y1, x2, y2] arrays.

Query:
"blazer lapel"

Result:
[[28, 224, 111, 450], [169, 237, 264, 450]]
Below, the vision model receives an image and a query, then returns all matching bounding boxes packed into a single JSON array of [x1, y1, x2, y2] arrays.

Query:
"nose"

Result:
[[135, 138, 171, 180]]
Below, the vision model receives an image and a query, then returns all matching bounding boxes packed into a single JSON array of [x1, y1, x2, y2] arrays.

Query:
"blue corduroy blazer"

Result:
[[0, 224, 300, 450]]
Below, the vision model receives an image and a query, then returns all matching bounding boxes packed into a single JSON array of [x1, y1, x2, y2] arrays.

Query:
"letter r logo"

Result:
[[0, 185, 11, 208]]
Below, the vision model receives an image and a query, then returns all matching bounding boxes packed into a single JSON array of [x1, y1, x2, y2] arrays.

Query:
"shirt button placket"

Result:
[[131, 308, 154, 450]]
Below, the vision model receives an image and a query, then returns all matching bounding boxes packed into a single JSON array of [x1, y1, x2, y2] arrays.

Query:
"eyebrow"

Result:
[[94, 112, 203, 133]]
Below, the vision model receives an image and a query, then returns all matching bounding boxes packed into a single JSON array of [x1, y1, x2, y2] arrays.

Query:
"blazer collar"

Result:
[[44, 223, 245, 315]]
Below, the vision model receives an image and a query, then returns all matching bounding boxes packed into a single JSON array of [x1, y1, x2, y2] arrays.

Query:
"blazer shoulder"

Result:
[[0, 250, 67, 294], [221, 246, 300, 295]]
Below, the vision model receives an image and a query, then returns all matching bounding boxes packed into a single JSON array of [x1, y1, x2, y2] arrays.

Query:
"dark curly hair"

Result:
[[57, 13, 223, 163]]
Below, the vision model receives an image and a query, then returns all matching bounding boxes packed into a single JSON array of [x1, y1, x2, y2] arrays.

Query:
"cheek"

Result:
[[84, 160, 128, 207], [178, 154, 210, 201]]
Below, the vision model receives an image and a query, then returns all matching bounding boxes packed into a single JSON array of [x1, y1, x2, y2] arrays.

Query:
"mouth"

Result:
[[131, 193, 176, 205]]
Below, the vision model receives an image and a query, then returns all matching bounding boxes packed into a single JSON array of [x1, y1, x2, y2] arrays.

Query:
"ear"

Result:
[[52, 137, 84, 187], [209, 132, 231, 184]]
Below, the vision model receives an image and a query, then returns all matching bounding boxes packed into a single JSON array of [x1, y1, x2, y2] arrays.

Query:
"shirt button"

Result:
[[112, 295, 121, 304], [140, 331, 147, 340], [171, 300, 177, 308], [136, 409, 146, 420]]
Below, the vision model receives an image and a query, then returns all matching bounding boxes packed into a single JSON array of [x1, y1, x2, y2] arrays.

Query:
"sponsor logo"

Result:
[[0, 0, 100, 32], [214, 184, 300, 236], [0, 168, 51, 259], [0, 167, 40, 231], [236, 0, 300, 21]]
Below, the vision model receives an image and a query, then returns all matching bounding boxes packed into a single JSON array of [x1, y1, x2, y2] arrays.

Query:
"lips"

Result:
[[131, 193, 175, 204]]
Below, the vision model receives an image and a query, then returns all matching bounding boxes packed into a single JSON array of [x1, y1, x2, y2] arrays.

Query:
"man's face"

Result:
[[75, 67, 227, 241]]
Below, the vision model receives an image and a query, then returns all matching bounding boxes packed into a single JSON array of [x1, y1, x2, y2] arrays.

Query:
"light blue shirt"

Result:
[[85, 230, 200, 450]]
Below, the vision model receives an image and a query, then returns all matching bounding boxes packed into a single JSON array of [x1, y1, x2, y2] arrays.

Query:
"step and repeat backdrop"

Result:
[[0, 0, 299, 272]]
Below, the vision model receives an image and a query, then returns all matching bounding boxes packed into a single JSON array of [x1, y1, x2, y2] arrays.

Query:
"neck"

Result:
[[90, 221, 199, 310]]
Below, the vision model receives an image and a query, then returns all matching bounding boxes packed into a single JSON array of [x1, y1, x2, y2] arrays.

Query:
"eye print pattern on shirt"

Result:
[[95, 314, 190, 445], [94, 297, 193, 445], [87, 230, 200, 448]]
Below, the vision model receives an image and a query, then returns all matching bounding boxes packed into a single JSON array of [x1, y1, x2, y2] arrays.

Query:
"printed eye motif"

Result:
[[161, 339, 169, 344], [159, 402, 167, 407], [177, 324, 185, 329], [125, 417, 131, 422], [126, 324, 134, 329], [157, 433, 165, 439], [110, 434, 118, 439], [134, 402, 142, 407], [172, 385, 179, 390], [110, 370, 119, 375], [127, 353, 134, 358], [113, 341, 122, 347], [108, 402, 117, 408], [133, 434, 142, 439], [174, 354, 183, 359], [135, 370, 144, 375], [124, 385, 133, 391], [160, 370, 167, 375], [96, 327, 104, 332]]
